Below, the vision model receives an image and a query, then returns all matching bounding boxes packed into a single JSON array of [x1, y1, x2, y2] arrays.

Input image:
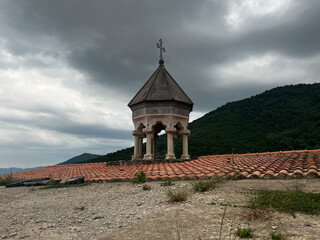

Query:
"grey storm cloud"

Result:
[[1, 0, 320, 167], [1, 115, 130, 140], [2, 1, 320, 108]]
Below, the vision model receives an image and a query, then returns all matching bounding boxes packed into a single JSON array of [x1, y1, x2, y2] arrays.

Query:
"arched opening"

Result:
[[175, 122, 185, 131], [152, 122, 166, 160], [132, 120, 190, 161], [173, 122, 184, 157]]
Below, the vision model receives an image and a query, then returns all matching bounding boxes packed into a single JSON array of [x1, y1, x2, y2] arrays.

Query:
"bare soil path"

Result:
[[1, 179, 320, 240]]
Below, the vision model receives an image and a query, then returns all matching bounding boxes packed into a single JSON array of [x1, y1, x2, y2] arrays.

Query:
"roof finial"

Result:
[[156, 39, 166, 65]]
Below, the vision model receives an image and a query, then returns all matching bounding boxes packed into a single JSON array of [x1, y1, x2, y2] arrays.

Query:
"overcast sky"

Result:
[[1, 0, 320, 168]]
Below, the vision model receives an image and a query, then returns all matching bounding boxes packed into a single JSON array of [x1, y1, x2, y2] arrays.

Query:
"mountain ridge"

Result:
[[0, 167, 43, 175], [58, 153, 101, 165]]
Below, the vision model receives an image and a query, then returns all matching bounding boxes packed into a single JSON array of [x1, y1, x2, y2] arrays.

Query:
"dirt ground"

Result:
[[1, 179, 320, 240]]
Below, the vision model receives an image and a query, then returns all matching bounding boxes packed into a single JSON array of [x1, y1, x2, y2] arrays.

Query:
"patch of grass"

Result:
[[131, 171, 147, 184], [193, 180, 215, 192], [142, 184, 151, 191], [248, 189, 320, 215], [40, 181, 91, 190], [219, 202, 231, 207], [235, 227, 253, 239], [209, 201, 216, 205], [74, 206, 85, 211], [270, 232, 285, 240], [193, 176, 223, 192], [166, 188, 189, 202], [161, 179, 174, 186]]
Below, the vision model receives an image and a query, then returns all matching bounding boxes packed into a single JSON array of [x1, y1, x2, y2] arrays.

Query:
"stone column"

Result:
[[143, 128, 154, 160], [173, 134, 177, 155], [138, 136, 143, 159], [179, 129, 191, 160], [165, 127, 176, 160], [153, 134, 158, 160], [132, 130, 143, 160]]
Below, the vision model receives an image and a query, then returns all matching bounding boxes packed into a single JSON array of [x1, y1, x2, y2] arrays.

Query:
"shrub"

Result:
[[270, 232, 285, 240], [142, 184, 151, 191], [131, 171, 147, 184], [161, 179, 174, 186], [193, 176, 223, 192], [166, 188, 189, 202], [0, 175, 14, 186], [235, 227, 253, 239], [248, 189, 320, 215], [193, 180, 215, 192], [0, 174, 23, 186]]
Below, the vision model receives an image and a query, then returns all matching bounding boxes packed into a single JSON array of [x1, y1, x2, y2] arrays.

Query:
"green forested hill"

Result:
[[79, 83, 320, 163], [58, 153, 101, 165]]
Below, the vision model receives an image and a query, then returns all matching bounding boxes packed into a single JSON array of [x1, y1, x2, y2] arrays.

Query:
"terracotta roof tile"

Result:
[[2, 149, 320, 182]]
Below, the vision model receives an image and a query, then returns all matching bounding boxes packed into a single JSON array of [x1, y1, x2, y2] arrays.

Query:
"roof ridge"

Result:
[[163, 66, 175, 100], [164, 66, 194, 104], [144, 65, 162, 101]]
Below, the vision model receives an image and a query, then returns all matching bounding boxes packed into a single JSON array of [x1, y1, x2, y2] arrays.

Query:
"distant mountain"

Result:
[[0, 153, 101, 175], [0, 167, 43, 175], [78, 147, 134, 164], [79, 83, 320, 163], [58, 153, 101, 165]]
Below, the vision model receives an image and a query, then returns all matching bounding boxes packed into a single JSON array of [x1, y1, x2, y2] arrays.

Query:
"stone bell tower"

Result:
[[128, 39, 193, 161]]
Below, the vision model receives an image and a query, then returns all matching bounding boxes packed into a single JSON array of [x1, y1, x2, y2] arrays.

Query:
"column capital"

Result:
[[142, 128, 154, 134], [178, 129, 191, 136], [165, 127, 176, 133], [132, 130, 144, 137]]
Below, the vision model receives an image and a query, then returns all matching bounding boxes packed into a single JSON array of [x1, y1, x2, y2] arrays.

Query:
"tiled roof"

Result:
[[2, 149, 320, 181]]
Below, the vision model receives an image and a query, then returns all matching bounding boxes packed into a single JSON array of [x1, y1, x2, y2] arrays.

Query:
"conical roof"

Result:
[[128, 61, 193, 107]]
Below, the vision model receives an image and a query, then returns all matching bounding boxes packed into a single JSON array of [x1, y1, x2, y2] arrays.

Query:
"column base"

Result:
[[165, 154, 176, 160], [143, 154, 154, 160], [181, 155, 190, 160], [132, 156, 142, 161]]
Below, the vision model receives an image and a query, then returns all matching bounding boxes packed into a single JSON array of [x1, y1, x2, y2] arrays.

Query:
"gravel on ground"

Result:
[[1, 179, 320, 240]]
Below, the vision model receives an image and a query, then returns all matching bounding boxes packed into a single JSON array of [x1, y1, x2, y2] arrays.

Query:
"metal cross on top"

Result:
[[156, 39, 166, 60]]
